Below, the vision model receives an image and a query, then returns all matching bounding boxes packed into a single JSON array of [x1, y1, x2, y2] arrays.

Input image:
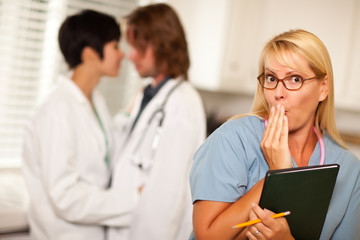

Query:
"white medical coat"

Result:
[[108, 78, 206, 240], [22, 75, 138, 240]]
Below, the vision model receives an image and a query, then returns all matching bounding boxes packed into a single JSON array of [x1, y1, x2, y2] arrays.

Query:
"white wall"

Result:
[[169, 0, 360, 112]]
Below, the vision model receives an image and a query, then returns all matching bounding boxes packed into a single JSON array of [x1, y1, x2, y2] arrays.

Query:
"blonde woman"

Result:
[[190, 29, 360, 240]]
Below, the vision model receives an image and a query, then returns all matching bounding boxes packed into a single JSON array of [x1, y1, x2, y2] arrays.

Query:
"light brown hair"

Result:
[[126, 3, 190, 79]]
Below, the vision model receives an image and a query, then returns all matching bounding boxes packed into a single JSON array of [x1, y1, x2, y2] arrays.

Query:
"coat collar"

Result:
[[58, 73, 100, 107]]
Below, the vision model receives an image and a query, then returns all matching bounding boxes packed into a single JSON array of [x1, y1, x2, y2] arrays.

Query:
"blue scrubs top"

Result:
[[189, 116, 360, 240]]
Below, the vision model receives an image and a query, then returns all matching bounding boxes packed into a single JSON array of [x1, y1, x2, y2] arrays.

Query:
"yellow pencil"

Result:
[[231, 211, 291, 229]]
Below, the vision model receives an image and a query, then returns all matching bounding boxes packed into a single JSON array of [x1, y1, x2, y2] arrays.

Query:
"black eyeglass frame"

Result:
[[257, 72, 324, 91]]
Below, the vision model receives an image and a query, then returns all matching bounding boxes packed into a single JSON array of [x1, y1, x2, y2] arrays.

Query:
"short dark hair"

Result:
[[58, 9, 121, 69], [127, 3, 190, 79]]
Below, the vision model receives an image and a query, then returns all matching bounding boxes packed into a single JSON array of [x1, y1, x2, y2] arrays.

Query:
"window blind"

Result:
[[0, 0, 139, 168]]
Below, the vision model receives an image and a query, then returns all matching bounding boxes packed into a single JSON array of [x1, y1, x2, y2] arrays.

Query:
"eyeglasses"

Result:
[[257, 73, 323, 91]]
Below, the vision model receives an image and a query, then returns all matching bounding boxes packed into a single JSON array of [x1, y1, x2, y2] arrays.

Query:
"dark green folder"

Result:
[[259, 164, 339, 240]]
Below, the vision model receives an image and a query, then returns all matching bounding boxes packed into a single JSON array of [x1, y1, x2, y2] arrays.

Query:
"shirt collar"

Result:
[[143, 76, 170, 100]]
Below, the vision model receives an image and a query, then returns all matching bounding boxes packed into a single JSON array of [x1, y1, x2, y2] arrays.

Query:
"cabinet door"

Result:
[[339, 0, 360, 110], [170, 0, 229, 91], [221, 0, 265, 93]]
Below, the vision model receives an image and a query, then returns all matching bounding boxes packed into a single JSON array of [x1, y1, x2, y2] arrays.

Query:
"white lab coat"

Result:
[[22, 75, 138, 240], [108, 78, 206, 240]]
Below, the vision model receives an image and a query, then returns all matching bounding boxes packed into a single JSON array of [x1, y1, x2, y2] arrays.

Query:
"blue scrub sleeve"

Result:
[[190, 124, 249, 203]]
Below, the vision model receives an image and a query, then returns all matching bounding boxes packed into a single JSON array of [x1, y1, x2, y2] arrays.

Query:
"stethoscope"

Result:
[[130, 80, 183, 170], [264, 120, 324, 165]]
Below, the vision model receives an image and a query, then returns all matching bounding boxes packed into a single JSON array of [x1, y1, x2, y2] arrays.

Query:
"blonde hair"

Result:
[[234, 29, 345, 148]]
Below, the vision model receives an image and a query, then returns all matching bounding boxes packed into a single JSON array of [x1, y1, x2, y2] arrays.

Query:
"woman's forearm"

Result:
[[193, 179, 264, 240]]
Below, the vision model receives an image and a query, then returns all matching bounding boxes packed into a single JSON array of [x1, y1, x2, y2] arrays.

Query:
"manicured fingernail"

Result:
[[271, 106, 274, 113]]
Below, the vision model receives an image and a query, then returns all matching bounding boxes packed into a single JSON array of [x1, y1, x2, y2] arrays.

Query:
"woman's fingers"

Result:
[[248, 204, 273, 238], [261, 104, 290, 169], [262, 106, 275, 140], [280, 115, 288, 146], [272, 105, 284, 144], [246, 226, 265, 240], [264, 104, 284, 145], [249, 204, 294, 240], [246, 205, 266, 240], [266, 105, 281, 143], [261, 105, 278, 154]]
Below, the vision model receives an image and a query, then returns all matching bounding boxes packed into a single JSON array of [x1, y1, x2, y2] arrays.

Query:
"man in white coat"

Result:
[[22, 10, 138, 240], [108, 3, 206, 240]]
